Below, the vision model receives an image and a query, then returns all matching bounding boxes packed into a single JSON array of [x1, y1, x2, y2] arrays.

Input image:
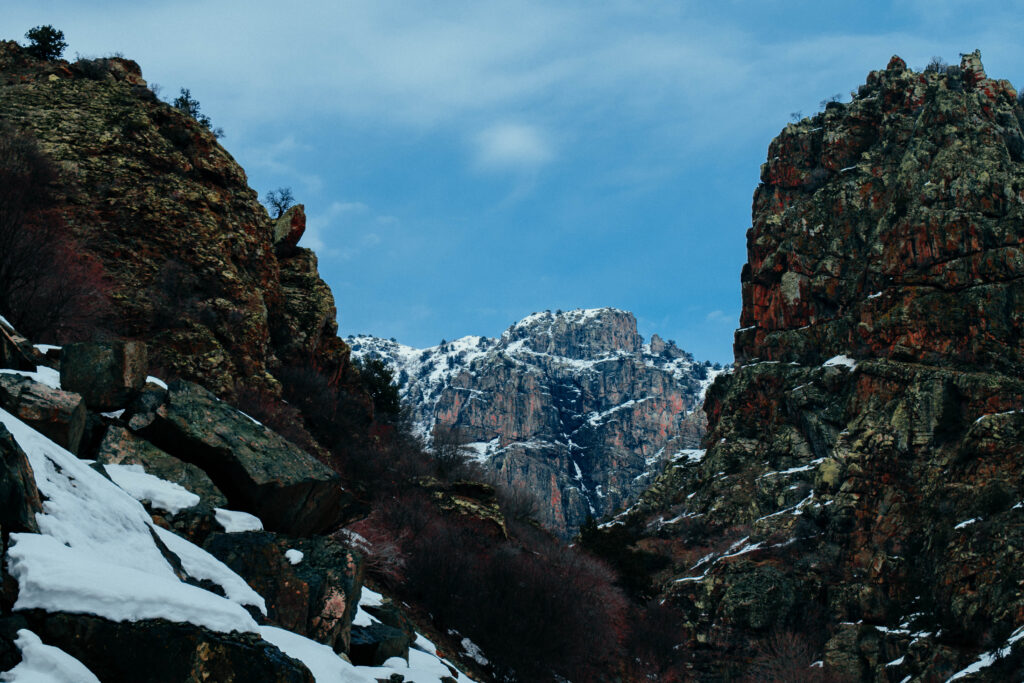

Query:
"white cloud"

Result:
[[474, 123, 554, 171], [301, 200, 395, 260]]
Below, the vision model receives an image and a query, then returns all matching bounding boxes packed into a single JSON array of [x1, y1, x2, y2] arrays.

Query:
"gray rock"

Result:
[[203, 531, 363, 654], [0, 424, 42, 535], [60, 341, 148, 411], [0, 375, 85, 453], [133, 379, 351, 535]]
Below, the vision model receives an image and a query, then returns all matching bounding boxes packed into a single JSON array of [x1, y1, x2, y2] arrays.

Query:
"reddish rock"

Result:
[[202, 531, 363, 654], [616, 52, 1024, 681], [0, 375, 85, 454], [273, 204, 306, 254]]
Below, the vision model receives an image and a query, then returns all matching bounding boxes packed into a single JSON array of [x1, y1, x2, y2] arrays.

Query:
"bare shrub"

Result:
[[0, 124, 112, 342], [430, 423, 474, 479], [744, 630, 833, 683]]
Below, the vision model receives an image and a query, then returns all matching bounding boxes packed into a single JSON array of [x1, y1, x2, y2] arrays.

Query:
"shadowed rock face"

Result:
[[622, 52, 1024, 681], [0, 41, 355, 402], [352, 308, 720, 537]]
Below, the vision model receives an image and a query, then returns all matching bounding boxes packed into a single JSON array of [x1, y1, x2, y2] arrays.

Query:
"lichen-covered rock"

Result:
[[18, 611, 314, 683], [618, 52, 1024, 681], [0, 40, 362, 411], [203, 531, 363, 654], [0, 375, 85, 454], [59, 341, 147, 411], [133, 380, 351, 535]]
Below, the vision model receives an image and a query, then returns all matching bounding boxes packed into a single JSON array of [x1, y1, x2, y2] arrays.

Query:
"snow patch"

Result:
[[214, 508, 264, 533], [823, 355, 857, 369], [285, 549, 304, 565], [0, 629, 101, 683], [0, 366, 62, 390], [145, 375, 168, 389], [104, 463, 200, 515]]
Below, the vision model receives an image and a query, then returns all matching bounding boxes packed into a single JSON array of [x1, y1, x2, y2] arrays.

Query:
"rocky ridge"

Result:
[[351, 308, 722, 536], [607, 52, 1024, 681], [0, 41, 355, 402]]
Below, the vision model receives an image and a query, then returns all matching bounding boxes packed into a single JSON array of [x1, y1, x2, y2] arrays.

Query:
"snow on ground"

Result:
[[947, 625, 1024, 680], [0, 407, 259, 635], [0, 629, 100, 683], [214, 508, 264, 532], [103, 463, 201, 515], [0, 400, 472, 682], [285, 549, 304, 565], [152, 525, 266, 615], [0, 366, 62, 390], [145, 375, 168, 389]]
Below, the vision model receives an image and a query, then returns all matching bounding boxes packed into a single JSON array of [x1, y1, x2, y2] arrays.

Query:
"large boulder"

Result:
[[18, 611, 314, 683], [60, 341, 148, 411], [0, 424, 42, 535], [203, 531, 363, 654], [0, 375, 85, 454], [131, 380, 351, 535]]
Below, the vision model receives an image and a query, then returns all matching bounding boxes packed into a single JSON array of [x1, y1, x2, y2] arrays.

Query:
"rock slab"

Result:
[[133, 379, 350, 535], [60, 341, 148, 411]]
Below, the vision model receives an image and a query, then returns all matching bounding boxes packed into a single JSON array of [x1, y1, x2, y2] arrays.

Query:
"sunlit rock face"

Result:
[[617, 52, 1024, 681], [351, 308, 721, 537]]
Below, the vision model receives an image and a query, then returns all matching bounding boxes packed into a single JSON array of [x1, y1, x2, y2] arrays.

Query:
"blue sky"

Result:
[[7, 1, 1024, 362]]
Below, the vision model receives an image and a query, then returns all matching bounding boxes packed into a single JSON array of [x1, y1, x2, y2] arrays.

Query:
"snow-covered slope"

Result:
[[351, 308, 726, 536], [0, 404, 469, 683]]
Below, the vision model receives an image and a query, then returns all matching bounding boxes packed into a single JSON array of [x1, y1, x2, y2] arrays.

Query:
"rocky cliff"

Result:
[[607, 52, 1024, 681], [351, 308, 721, 537], [0, 41, 353, 401]]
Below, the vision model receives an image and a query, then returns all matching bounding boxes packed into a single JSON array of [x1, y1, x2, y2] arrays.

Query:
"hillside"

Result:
[[350, 308, 722, 536], [585, 51, 1024, 681]]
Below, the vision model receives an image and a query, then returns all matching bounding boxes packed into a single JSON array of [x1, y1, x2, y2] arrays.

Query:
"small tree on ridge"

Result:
[[24, 25, 67, 61]]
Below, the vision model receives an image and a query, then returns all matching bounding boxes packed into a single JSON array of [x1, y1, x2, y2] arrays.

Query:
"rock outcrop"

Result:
[[130, 379, 352, 536], [0, 41, 356, 402], [614, 52, 1024, 681], [351, 308, 721, 537]]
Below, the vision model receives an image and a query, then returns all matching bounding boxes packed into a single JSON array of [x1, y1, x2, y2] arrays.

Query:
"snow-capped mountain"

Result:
[[350, 308, 725, 536]]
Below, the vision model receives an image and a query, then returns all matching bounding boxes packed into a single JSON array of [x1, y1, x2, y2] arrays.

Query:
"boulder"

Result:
[[348, 622, 411, 667], [60, 341, 148, 411], [0, 424, 42, 536], [273, 204, 306, 254], [203, 531, 363, 654], [0, 375, 85, 454], [19, 610, 314, 683], [133, 380, 351, 535], [96, 426, 228, 509]]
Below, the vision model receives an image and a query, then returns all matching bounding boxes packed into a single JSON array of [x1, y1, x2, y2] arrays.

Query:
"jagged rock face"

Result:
[[624, 53, 1024, 681], [351, 308, 719, 537], [0, 42, 352, 399]]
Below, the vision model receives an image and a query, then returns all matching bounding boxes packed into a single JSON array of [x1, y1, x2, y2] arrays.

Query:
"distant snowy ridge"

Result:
[[351, 307, 726, 536]]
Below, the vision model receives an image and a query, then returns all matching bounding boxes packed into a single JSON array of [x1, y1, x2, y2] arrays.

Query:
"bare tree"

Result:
[[264, 187, 295, 218], [0, 124, 110, 342], [431, 423, 474, 479]]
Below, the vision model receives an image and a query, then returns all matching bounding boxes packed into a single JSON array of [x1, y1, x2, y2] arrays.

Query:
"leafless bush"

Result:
[[744, 630, 834, 682], [0, 123, 112, 342]]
